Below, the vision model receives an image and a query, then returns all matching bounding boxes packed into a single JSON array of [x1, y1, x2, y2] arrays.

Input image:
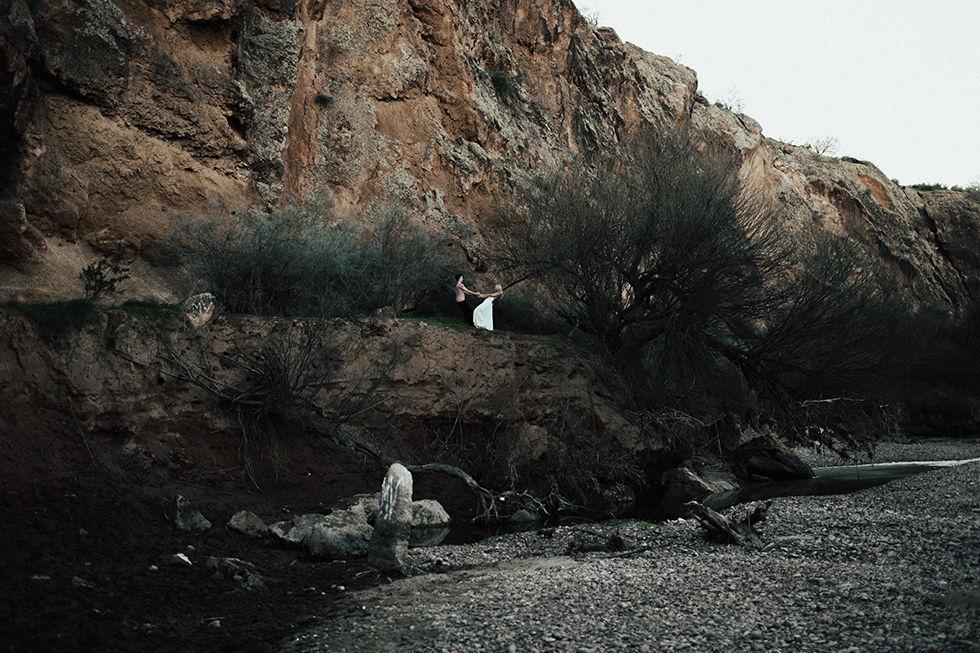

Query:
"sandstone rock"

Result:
[[305, 510, 374, 559], [270, 508, 374, 559], [267, 489, 450, 559], [0, 0, 976, 326], [269, 513, 328, 547]]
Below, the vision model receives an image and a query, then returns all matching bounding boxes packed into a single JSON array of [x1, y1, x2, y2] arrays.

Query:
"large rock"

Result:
[[409, 498, 452, 547], [267, 488, 451, 559], [226, 510, 269, 538], [659, 467, 742, 518], [735, 433, 815, 481], [270, 501, 375, 559], [368, 463, 414, 570], [411, 499, 450, 528]]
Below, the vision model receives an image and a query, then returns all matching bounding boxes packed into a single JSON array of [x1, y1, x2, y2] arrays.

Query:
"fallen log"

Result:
[[685, 500, 772, 549]]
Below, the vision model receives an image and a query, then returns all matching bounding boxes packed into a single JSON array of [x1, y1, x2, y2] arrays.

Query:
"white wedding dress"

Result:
[[473, 297, 495, 330]]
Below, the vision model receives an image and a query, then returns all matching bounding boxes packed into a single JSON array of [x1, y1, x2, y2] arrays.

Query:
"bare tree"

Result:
[[487, 130, 915, 412]]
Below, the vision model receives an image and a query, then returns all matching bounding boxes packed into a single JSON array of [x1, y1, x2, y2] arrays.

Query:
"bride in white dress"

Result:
[[473, 284, 503, 330]]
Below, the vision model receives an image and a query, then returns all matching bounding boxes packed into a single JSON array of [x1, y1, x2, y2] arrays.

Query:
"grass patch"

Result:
[[6, 298, 183, 337], [6, 299, 99, 337], [116, 299, 182, 319]]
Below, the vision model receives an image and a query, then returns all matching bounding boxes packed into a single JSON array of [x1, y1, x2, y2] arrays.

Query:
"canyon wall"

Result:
[[0, 0, 977, 311]]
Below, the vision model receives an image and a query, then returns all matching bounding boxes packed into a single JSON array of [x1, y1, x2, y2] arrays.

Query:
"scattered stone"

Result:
[[204, 555, 269, 591], [165, 495, 212, 532], [71, 576, 94, 589], [227, 510, 269, 538], [169, 553, 193, 567], [205, 556, 257, 580]]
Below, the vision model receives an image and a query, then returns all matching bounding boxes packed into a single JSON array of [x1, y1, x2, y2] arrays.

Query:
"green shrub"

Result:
[[157, 197, 357, 316], [490, 68, 523, 107], [156, 197, 457, 318], [355, 206, 458, 315]]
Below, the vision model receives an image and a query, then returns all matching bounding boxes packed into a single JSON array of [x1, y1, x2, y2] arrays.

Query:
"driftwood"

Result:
[[685, 500, 772, 549], [277, 406, 499, 520]]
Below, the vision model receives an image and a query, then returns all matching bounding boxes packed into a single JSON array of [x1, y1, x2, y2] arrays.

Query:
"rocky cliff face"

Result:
[[4, 0, 976, 309]]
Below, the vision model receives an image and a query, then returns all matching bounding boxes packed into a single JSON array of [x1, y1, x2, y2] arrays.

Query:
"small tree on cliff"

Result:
[[487, 131, 914, 410]]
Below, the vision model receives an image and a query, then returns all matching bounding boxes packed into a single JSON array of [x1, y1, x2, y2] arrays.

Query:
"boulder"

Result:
[[412, 499, 451, 528], [660, 467, 742, 517], [270, 506, 373, 559], [267, 488, 449, 560], [305, 507, 374, 559], [735, 433, 814, 480]]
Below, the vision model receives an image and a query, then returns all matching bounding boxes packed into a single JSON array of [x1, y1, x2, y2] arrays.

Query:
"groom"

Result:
[[454, 273, 481, 326]]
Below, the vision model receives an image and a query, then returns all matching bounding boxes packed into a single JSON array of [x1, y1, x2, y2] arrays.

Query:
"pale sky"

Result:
[[580, 1, 979, 188]]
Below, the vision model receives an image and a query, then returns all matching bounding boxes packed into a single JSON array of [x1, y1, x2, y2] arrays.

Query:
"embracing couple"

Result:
[[455, 273, 503, 330]]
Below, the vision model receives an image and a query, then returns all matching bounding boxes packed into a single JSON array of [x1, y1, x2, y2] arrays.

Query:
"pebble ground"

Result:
[[289, 439, 980, 653]]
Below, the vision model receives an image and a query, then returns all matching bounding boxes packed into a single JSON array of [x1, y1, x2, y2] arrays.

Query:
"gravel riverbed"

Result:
[[286, 439, 980, 653]]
